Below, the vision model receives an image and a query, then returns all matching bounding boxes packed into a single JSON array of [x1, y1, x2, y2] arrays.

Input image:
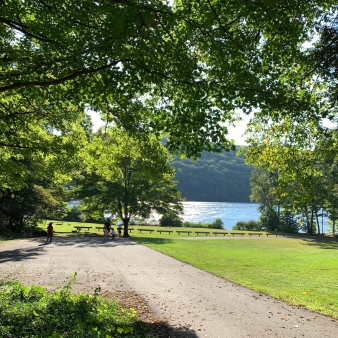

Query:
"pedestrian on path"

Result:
[[111, 228, 116, 240], [117, 225, 122, 237], [46, 222, 53, 244], [103, 220, 111, 243]]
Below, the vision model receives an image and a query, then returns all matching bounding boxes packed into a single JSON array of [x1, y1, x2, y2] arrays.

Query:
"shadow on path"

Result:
[[0, 245, 46, 263], [0, 237, 139, 263]]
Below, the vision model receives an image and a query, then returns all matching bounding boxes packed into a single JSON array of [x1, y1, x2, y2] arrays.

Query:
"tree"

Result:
[[79, 128, 183, 236], [0, 97, 90, 191], [243, 114, 336, 234], [0, 179, 68, 233], [1, 0, 337, 163]]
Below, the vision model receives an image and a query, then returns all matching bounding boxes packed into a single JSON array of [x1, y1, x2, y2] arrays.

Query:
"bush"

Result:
[[233, 220, 262, 231], [159, 216, 182, 227], [183, 221, 206, 228], [208, 218, 224, 229], [63, 206, 84, 222], [182, 219, 224, 229], [279, 210, 299, 233], [259, 208, 279, 231], [0, 276, 151, 337]]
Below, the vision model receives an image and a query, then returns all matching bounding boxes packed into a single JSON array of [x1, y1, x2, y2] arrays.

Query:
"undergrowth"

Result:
[[0, 273, 152, 337]]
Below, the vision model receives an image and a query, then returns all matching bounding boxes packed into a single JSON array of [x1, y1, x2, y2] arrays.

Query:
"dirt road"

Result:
[[0, 236, 337, 337]]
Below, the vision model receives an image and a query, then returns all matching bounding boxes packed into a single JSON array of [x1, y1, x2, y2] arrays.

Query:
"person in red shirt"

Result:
[[46, 222, 54, 244]]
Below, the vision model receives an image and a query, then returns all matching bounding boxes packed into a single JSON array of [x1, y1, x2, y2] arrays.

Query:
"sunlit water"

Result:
[[182, 201, 330, 233], [182, 202, 260, 230]]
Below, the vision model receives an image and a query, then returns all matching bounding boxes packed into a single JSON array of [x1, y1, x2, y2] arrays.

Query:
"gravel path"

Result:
[[0, 236, 337, 337]]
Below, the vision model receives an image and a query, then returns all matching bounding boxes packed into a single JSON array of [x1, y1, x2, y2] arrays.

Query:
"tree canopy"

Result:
[[2, 0, 337, 161]]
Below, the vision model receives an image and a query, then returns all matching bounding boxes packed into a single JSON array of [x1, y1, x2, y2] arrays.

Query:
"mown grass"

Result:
[[132, 236, 338, 318]]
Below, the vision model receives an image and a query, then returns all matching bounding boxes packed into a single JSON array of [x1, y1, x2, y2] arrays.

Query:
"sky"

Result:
[[88, 111, 249, 146]]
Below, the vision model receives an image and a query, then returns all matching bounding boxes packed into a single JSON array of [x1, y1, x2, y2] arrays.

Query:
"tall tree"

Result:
[[244, 114, 337, 234], [79, 128, 183, 236]]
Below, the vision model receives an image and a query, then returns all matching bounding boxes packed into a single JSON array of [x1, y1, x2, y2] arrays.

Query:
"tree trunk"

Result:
[[123, 218, 130, 237], [315, 209, 320, 235], [333, 219, 336, 235]]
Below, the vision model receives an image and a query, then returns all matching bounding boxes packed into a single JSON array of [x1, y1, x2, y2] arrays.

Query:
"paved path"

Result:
[[0, 236, 337, 337]]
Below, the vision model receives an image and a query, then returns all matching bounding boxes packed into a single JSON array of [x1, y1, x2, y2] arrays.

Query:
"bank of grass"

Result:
[[133, 236, 338, 318]]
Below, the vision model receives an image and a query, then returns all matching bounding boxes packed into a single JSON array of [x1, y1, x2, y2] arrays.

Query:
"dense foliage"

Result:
[[0, 179, 68, 234], [78, 128, 183, 236], [0, 278, 151, 338], [159, 216, 183, 227], [244, 119, 338, 234], [183, 218, 224, 229], [171, 150, 252, 202], [2, 0, 337, 172]]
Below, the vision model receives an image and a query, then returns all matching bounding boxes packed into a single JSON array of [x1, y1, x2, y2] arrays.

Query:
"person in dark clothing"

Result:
[[46, 222, 53, 244], [103, 220, 111, 241]]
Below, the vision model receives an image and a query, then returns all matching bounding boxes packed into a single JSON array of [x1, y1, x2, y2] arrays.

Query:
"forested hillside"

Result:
[[171, 149, 252, 202]]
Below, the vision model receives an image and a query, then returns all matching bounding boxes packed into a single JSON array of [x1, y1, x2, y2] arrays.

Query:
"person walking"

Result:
[[117, 225, 122, 237], [111, 228, 116, 240], [46, 222, 53, 244], [103, 220, 111, 242]]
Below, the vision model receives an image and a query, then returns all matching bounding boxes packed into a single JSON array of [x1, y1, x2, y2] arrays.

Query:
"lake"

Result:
[[182, 201, 330, 233], [182, 201, 260, 230]]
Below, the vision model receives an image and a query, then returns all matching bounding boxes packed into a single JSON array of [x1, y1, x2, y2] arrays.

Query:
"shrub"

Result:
[[259, 208, 279, 231], [0, 276, 151, 337], [63, 206, 84, 222], [208, 218, 224, 229], [279, 210, 299, 233], [159, 216, 182, 227], [183, 221, 206, 228], [233, 220, 262, 231]]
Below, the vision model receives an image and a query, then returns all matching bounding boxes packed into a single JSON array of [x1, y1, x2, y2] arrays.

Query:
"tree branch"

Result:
[[0, 60, 130, 93], [0, 17, 52, 43]]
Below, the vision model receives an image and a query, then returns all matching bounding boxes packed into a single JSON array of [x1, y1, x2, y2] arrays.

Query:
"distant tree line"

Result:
[[171, 149, 252, 202]]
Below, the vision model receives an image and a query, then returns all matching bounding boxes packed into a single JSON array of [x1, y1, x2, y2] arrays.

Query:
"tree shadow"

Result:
[[141, 321, 198, 337], [131, 237, 176, 245], [0, 245, 47, 263], [300, 236, 338, 250], [0, 236, 140, 263], [49, 236, 140, 248]]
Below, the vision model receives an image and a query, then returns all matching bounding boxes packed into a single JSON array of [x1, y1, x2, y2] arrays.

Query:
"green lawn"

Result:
[[132, 236, 338, 318]]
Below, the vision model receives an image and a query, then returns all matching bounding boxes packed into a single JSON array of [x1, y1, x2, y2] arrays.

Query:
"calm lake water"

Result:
[[182, 202, 260, 230], [182, 201, 330, 233]]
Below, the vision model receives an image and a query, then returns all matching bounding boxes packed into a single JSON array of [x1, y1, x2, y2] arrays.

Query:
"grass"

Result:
[[132, 236, 338, 318]]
